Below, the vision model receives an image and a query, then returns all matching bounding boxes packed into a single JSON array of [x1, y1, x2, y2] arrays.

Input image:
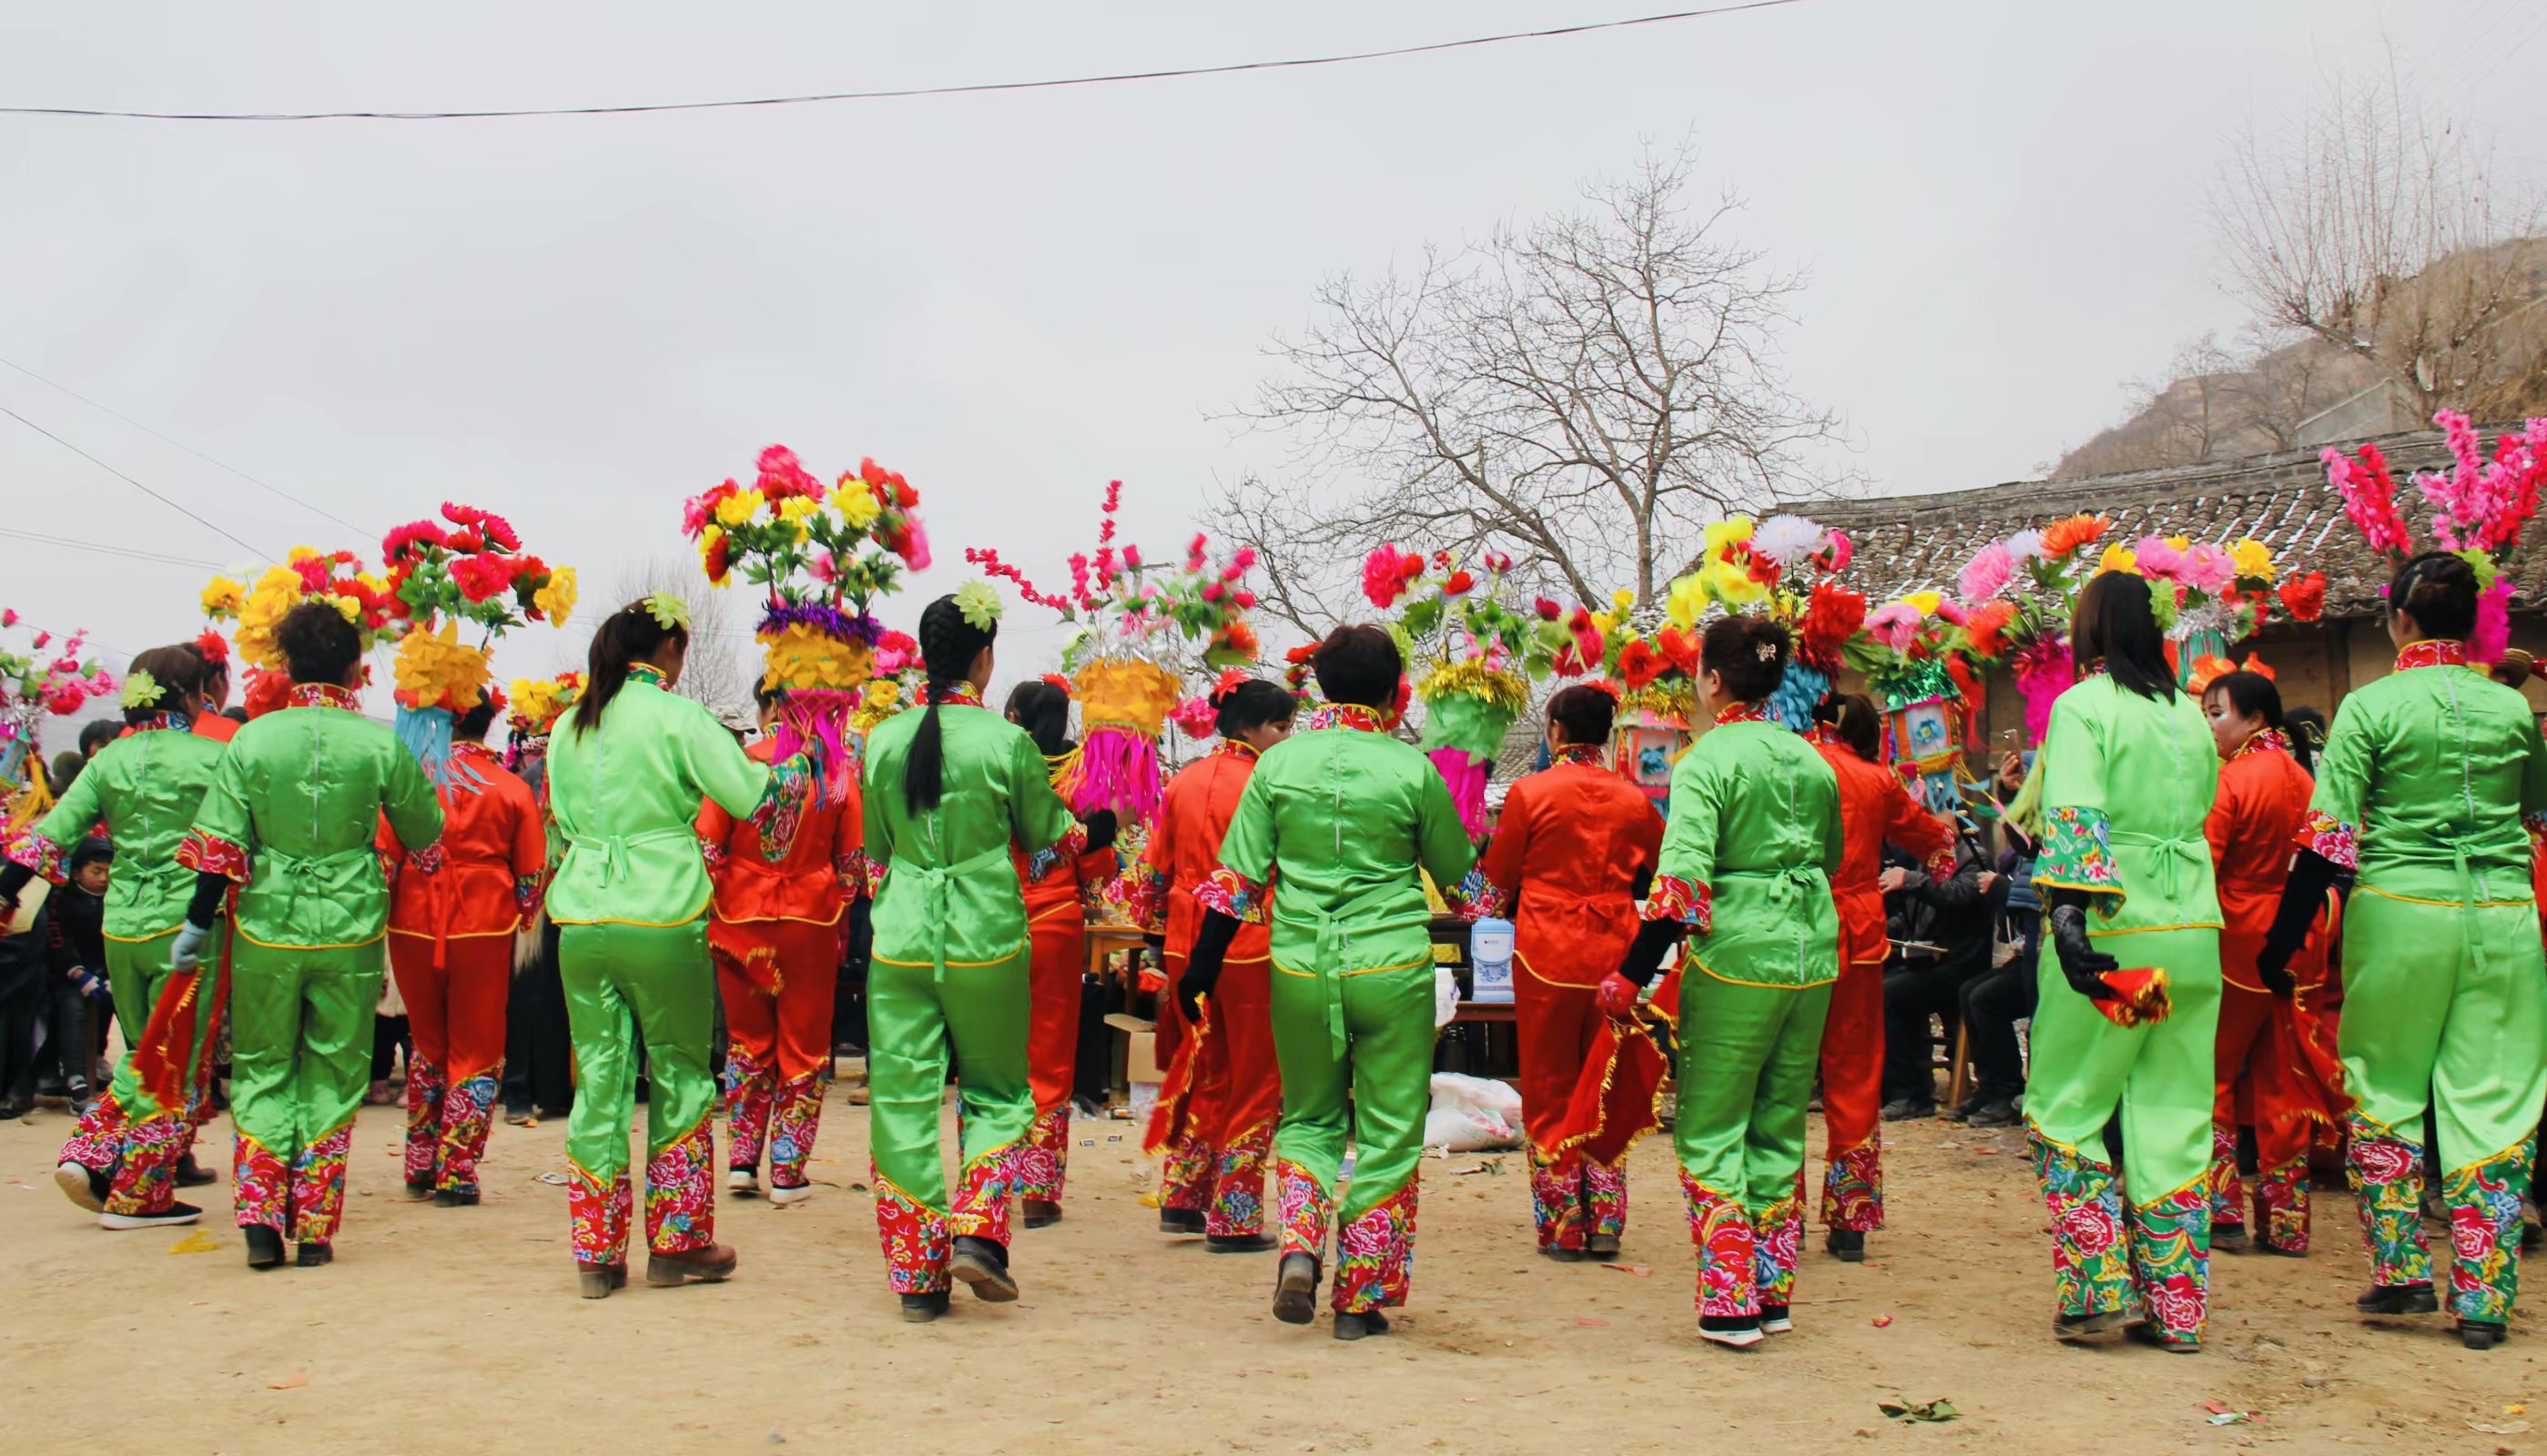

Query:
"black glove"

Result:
[[2254, 847, 2339, 1000], [1614, 917, 1686, 990], [1179, 909, 1240, 1023], [2046, 900, 2119, 1003], [0, 858, 33, 915], [185, 868, 229, 929], [1142, 931, 1166, 951], [1082, 809, 1120, 855]]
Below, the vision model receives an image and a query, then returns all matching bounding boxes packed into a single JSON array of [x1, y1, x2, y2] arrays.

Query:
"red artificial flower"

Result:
[[703, 533, 731, 585], [1962, 599, 2015, 661], [192, 630, 229, 665], [290, 556, 333, 593], [1362, 544, 1422, 610], [1444, 570, 1476, 597], [1388, 675, 1413, 726], [381, 520, 450, 563], [1617, 640, 1663, 691], [441, 501, 487, 530], [1533, 597, 1562, 622], [476, 511, 521, 552], [2278, 571, 2326, 623], [445, 527, 486, 555], [756, 445, 817, 500], [450, 552, 515, 604], [1798, 583, 1867, 672], [1039, 672, 1073, 696], [1654, 625, 1701, 676], [1217, 620, 1260, 660]]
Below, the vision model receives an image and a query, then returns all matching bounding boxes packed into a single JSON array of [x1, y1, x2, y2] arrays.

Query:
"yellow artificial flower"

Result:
[[715, 489, 765, 529], [1903, 591, 1942, 616], [1590, 611, 1618, 636], [287, 546, 320, 565], [2097, 544, 2141, 577], [1699, 559, 1766, 609], [1666, 571, 1712, 627], [1608, 588, 1636, 614], [355, 571, 390, 597], [2165, 535, 2191, 552], [776, 495, 819, 524], [200, 576, 246, 617], [533, 565, 577, 627], [2230, 538, 2274, 581], [837, 483, 882, 531], [394, 621, 489, 712], [1702, 517, 1755, 557], [332, 594, 360, 623]]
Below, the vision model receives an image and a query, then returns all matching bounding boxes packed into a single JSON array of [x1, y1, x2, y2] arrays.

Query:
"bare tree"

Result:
[[2209, 59, 2543, 420], [602, 554, 751, 712], [1216, 143, 1848, 613]]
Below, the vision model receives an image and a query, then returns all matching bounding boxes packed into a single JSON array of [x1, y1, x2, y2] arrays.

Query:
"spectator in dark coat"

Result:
[[1878, 825, 1999, 1119]]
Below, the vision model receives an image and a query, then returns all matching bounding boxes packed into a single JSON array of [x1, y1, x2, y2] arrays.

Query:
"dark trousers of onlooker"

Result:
[[1958, 956, 2038, 1107], [372, 1013, 412, 1083], [502, 920, 574, 1117], [0, 959, 47, 1110], [833, 896, 871, 1056], [1881, 958, 1970, 1108], [26, 977, 95, 1101]]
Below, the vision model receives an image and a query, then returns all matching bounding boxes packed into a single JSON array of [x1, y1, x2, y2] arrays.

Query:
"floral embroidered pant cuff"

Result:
[[715, 915, 841, 1191], [865, 941, 1033, 1294], [391, 931, 512, 1195], [228, 939, 382, 1245], [560, 920, 719, 1264]]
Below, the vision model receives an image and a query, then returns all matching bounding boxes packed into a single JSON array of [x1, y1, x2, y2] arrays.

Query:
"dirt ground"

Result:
[[1, 1086, 2539, 1456]]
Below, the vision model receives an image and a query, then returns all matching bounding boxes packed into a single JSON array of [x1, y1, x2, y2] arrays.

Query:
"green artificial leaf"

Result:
[[1401, 596, 1446, 642]]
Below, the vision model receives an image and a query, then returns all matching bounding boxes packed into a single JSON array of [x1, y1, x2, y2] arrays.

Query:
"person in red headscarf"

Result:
[[1470, 683, 1665, 1261], [379, 691, 547, 1205], [1803, 693, 1953, 1262], [1133, 675, 1297, 1249]]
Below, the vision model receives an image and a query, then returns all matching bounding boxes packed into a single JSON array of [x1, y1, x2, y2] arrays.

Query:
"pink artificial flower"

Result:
[[1186, 532, 1209, 571], [1201, 581, 1226, 603], [2133, 535, 2187, 581], [1362, 544, 1421, 610], [902, 521, 931, 572], [2181, 542, 2235, 595], [1230, 546, 1258, 572], [1934, 601, 1969, 627], [1233, 590, 1256, 609], [2, 609, 18, 627], [1123, 543, 1143, 570], [1866, 602, 1922, 651], [1812, 530, 1853, 573], [809, 551, 839, 583], [31, 631, 48, 649], [2474, 574, 2517, 664], [1958, 541, 2015, 603]]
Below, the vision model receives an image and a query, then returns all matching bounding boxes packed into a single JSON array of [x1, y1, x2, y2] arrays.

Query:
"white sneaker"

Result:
[[1698, 1323, 1764, 1350], [100, 1200, 204, 1230], [56, 1161, 105, 1213], [1760, 1312, 1794, 1335], [727, 1168, 759, 1197], [767, 1183, 813, 1207]]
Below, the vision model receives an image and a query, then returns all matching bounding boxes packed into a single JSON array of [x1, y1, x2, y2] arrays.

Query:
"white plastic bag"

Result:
[[1423, 1071, 1525, 1152], [1433, 965, 1460, 1029]]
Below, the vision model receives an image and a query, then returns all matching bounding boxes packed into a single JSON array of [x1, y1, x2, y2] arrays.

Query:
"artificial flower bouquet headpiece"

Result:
[[376, 504, 576, 784], [967, 480, 1261, 823], [0, 612, 115, 824], [683, 445, 933, 801], [2326, 410, 2543, 663], [201, 546, 399, 718]]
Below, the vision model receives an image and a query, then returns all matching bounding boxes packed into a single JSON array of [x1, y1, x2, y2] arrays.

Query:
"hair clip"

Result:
[[643, 591, 691, 631], [954, 580, 1005, 631], [1756, 641, 1778, 662], [120, 669, 165, 710]]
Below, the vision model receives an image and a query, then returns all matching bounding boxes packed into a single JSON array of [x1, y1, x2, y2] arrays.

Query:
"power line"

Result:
[[0, 398, 269, 558], [0, 525, 231, 571], [0, 356, 374, 536], [0, 3, 1811, 123]]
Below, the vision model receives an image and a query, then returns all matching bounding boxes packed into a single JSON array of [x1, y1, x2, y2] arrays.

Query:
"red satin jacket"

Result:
[[1476, 753, 1664, 986]]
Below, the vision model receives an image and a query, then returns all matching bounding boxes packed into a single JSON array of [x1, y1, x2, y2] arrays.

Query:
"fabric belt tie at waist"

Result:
[[890, 845, 1013, 984], [2112, 830, 2206, 906], [1719, 864, 1829, 969], [262, 845, 373, 930], [570, 826, 699, 891], [1276, 883, 1423, 1060]]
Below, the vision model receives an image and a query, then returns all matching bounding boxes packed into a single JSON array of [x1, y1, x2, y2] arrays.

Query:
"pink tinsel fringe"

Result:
[[2474, 576, 2516, 664], [1063, 724, 1164, 825], [1429, 747, 1490, 837], [766, 689, 857, 807], [2014, 639, 2075, 749]]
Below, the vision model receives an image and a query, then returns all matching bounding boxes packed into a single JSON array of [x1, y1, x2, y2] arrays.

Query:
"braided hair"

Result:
[[904, 594, 997, 814], [2388, 550, 2479, 642]]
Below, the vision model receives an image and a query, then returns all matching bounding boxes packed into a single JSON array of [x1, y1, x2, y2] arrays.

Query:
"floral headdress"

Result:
[[201, 547, 398, 718], [505, 671, 583, 737], [1363, 544, 1568, 834], [966, 481, 1261, 823], [682, 446, 932, 801], [1635, 514, 1857, 732], [0, 614, 115, 828], [377, 504, 576, 785], [2327, 410, 2544, 662]]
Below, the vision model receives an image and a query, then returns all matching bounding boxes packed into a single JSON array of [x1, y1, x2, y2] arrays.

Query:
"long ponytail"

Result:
[[904, 594, 997, 815], [573, 601, 688, 738]]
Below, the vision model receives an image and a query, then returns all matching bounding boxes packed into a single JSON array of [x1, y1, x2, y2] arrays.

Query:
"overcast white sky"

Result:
[[3, 0, 2542, 712]]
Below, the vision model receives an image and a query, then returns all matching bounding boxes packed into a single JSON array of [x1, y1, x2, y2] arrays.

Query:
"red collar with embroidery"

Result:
[[919, 682, 985, 709], [1305, 703, 1388, 733], [2080, 658, 2109, 680], [1552, 743, 1607, 767], [130, 713, 191, 733], [1211, 738, 1262, 762], [1802, 723, 1841, 748], [289, 682, 360, 712], [2230, 726, 2292, 763], [1713, 701, 1773, 726], [2395, 640, 2470, 672]]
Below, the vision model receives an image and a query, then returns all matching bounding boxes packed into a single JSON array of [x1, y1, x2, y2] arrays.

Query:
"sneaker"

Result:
[[767, 1182, 813, 1208], [100, 1200, 205, 1230], [55, 1161, 107, 1212], [727, 1168, 760, 1197], [1759, 1304, 1793, 1335], [1965, 1100, 2020, 1128], [1698, 1318, 1764, 1349]]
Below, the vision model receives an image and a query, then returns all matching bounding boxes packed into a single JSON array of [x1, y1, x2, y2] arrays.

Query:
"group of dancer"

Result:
[[3, 528, 2542, 1355]]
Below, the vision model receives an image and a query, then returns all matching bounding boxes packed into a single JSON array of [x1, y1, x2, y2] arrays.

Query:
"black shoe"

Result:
[[1585, 1232, 1622, 1259], [403, 1175, 435, 1201], [899, 1290, 952, 1323], [2125, 1320, 2200, 1354], [55, 1161, 108, 1212], [433, 1186, 481, 1208], [1825, 1228, 1866, 1262], [950, 1236, 1018, 1302], [1965, 1100, 2019, 1128], [1022, 1198, 1062, 1229], [2053, 1308, 2131, 1340], [576, 1261, 629, 1299], [2460, 1320, 2507, 1350], [2213, 1222, 2251, 1253], [2356, 1281, 2439, 1316], [1540, 1244, 1588, 1262], [296, 1242, 333, 1268], [1206, 1233, 1274, 1254], [1159, 1208, 1206, 1235], [1273, 1252, 1320, 1325], [99, 1199, 205, 1230], [174, 1154, 218, 1188], [1332, 1310, 1391, 1341], [1760, 1304, 1793, 1334], [1879, 1098, 1935, 1123], [245, 1226, 287, 1269]]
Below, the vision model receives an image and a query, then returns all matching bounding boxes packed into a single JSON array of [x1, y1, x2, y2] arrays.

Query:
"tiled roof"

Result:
[[1777, 427, 2542, 620]]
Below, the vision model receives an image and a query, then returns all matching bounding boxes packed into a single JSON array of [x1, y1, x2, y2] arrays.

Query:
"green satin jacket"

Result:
[[2033, 672, 2223, 935], [23, 718, 227, 940], [1650, 712, 1843, 988], [544, 670, 769, 927]]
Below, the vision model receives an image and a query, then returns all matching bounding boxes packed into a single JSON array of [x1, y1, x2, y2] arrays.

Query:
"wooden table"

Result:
[[1083, 925, 1151, 988]]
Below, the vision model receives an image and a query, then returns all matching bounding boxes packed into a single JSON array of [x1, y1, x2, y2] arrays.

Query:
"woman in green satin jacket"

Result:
[[1608, 614, 1842, 1350], [2260, 551, 2547, 1350], [545, 597, 769, 1298], [859, 592, 1077, 1321]]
